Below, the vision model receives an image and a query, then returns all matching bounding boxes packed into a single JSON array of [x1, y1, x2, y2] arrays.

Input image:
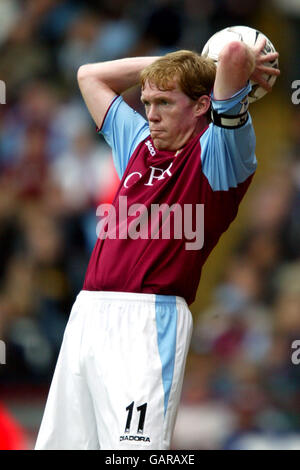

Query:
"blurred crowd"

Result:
[[0, 0, 299, 450]]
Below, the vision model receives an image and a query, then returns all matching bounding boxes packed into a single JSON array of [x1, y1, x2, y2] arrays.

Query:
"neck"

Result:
[[193, 116, 209, 137], [175, 117, 208, 155]]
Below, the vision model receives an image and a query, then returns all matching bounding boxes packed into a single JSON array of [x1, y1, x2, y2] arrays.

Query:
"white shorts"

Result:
[[35, 290, 193, 450]]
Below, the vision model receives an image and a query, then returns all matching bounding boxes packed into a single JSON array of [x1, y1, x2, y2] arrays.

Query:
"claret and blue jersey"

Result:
[[83, 83, 256, 305]]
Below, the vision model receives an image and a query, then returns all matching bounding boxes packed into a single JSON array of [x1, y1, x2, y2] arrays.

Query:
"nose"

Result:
[[147, 104, 160, 122]]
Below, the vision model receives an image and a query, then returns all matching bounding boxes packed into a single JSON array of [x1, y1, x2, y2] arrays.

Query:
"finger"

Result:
[[253, 36, 266, 53], [252, 75, 273, 92], [257, 64, 280, 75], [260, 51, 279, 62]]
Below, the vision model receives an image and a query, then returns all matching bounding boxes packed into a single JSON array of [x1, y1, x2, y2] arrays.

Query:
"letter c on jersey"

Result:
[[124, 172, 142, 188]]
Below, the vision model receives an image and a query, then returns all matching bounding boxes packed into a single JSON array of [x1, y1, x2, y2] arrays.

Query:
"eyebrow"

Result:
[[140, 94, 173, 104]]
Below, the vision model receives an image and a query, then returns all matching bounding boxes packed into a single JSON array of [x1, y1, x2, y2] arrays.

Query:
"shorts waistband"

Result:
[[77, 290, 187, 307]]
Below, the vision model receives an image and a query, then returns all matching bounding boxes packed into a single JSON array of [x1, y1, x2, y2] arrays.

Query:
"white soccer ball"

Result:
[[201, 25, 279, 103]]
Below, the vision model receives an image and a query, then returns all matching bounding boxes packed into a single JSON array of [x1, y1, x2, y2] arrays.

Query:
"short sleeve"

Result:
[[200, 83, 257, 191], [98, 96, 150, 179], [211, 81, 252, 115]]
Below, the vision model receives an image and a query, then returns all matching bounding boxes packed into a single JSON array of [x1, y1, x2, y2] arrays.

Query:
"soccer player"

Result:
[[35, 38, 279, 450]]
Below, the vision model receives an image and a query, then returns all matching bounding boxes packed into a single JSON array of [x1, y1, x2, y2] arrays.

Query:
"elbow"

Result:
[[77, 64, 90, 83], [77, 63, 107, 87], [219, 41, 254, 73]]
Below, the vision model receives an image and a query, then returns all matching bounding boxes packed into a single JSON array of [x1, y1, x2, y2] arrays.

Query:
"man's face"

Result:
[[141, 80, 207, 152]]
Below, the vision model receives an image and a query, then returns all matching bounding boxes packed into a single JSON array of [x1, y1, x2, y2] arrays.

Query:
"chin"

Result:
[[153, 139, 171, 152]]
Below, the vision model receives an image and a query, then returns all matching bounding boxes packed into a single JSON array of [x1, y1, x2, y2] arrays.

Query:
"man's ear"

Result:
[[194, 95, 211, 117]]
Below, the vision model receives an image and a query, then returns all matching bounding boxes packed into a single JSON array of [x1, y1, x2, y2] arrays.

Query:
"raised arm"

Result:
[[213, 37, 280, 100], [77, 57, 159, 129]]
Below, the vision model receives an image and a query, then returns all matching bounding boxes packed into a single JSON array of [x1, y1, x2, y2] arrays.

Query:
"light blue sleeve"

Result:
[[200, 83, 257, 191], [99, 96, 150, 179]]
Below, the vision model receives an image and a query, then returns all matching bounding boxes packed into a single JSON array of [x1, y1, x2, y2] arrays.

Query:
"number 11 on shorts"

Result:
[[125, 401, 147, 434]]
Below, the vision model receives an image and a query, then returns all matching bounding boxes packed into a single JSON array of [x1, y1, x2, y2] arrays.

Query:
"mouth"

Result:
[[150, 129, 165, 135]]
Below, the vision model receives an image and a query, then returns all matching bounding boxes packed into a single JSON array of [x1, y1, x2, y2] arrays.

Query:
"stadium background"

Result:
[[0, 0, 299, 450]]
